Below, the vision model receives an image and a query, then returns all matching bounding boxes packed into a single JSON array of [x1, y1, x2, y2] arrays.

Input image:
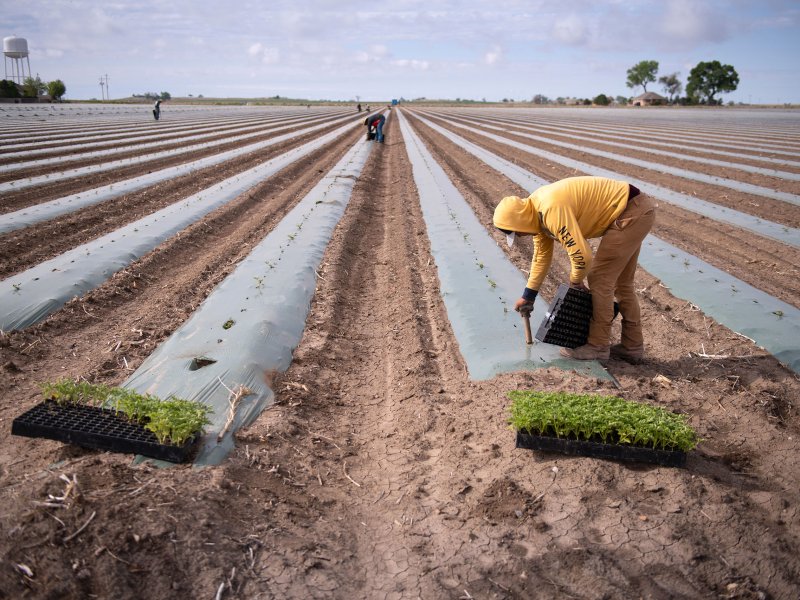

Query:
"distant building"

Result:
[[631, 92, 667, 106]]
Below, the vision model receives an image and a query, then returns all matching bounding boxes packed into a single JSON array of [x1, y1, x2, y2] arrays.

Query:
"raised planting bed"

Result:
[[11, 380, 212, 463], [534, 284, 618, 348], [509, 390, 698, 468]]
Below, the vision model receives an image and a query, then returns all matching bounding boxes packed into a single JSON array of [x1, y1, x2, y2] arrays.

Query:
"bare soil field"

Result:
[[1, 106, 799, 599]]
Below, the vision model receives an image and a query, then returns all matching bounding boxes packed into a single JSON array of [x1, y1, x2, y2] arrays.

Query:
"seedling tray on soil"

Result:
[[11, 400, 195, 463], [535, 285, 619, 348], [515, 431, 687, 467]]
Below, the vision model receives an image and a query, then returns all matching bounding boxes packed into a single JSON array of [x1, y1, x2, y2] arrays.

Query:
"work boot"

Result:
[[560, 344, 610, 360], [610, 343, 644, 364]]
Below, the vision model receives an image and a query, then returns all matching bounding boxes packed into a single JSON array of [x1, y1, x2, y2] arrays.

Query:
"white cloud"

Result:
[[553, 14, 589, 45], [248, 43, 280, 65], [391, 59, 430, 70], [355, 45, 390, 63], [483, 45, 502, 66], [660, 0, 729, 43]]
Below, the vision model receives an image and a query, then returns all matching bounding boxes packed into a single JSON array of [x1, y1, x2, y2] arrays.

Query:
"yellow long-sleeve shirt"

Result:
[[493, 176, 630, 289]]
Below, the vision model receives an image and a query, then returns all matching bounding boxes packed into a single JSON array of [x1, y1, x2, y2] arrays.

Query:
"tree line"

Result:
[[0, 76, 66, 101], [626, 59, 739, 105]]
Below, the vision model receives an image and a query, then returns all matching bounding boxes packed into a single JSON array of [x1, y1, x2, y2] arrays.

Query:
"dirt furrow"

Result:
[[0, 116, 350, 184], [1, 107, 800, 600], [0, 117, 352, 214], [0, 127, 363, 280]]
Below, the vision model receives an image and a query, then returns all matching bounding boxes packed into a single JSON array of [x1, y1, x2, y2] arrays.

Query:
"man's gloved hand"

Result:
[[515, 298, 534, 315]]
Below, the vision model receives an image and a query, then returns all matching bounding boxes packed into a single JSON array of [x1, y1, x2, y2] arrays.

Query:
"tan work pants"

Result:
[[586, 193, 657, 349]]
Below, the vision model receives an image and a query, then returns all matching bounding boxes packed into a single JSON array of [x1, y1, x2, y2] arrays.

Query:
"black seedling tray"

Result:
[[11, 400, 194, 463], [516, 430, 687, 467], [535, 285, 619, 348]]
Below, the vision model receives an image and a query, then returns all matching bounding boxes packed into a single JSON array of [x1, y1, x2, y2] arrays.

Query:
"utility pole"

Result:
[[99, 76, 105, 100], [104, 74, 109, 100]]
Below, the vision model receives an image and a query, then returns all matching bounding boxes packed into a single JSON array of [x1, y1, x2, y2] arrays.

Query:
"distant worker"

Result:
[[357, 103, 362, 112], [493, 176, 656, 362], [152, 99, 162, 121], [365, 113, 386, 143]]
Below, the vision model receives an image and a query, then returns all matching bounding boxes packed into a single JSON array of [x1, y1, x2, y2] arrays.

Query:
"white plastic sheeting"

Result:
[[452, 110, 800, 167], [0, 112, 361, 193], [417, 112, 800, 248], [452, 112, 800, 181], [443, 115, 800, 205], [124, 125, 377, 465], [0, 119, 359, 331], [398, 110, 612, 381], [408, 111, 800, 375], [0, 112, 361, 234]]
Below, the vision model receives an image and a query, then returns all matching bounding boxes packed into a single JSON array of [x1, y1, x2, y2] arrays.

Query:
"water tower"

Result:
[[3, 35, 32, 84]]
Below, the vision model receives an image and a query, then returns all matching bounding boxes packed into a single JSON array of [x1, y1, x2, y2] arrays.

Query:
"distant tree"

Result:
[[22, 75, 46, 98], [47, 79, 66, 101], [582, 98, 592, 106], [593, 94, 610, 106], [615, 95, 629, 105], [0, 79, 20, 98], [686, 60, 739, 105], [556, 97, 566, 105], [658, 72, 682, 104], [159, 91, 172, 100], [532, 94, 550, 105], [626, 60, 659, 94]]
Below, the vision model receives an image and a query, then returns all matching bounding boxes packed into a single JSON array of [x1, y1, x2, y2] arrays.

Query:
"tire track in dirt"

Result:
[[407, 110, 800, 308]]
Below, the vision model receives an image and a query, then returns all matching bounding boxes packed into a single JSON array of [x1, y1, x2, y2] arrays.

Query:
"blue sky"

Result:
[[2, 0, 799, 103]]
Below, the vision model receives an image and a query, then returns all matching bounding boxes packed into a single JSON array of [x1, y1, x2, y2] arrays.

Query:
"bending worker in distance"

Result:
[[365, 113, 386, 143], [493, 176, 656, 362]]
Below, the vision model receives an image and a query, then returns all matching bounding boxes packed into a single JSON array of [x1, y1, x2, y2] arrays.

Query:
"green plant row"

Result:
[[40, 379, 212, 446], [508, 390, 699, 452]]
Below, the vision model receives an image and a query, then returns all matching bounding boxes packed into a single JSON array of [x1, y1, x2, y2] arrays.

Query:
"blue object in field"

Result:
[[391, 99, 398, 105]]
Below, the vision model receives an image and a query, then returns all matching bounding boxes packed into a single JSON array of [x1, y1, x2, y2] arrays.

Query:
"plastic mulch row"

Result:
[[515, 431, 687, 468], [11, 400, 195, 463]]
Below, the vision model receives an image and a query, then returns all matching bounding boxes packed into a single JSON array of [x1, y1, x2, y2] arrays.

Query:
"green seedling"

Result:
[[487, 278, 497, 288], [773, 310, 784, 318], [12, 283, 21, 291], [40, 379, 212, 446], [222, 319, 235, 330], [508, 390, 699, 452], [254, 276, 265, 288]]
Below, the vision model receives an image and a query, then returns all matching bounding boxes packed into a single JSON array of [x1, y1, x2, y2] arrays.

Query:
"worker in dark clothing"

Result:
[[365, 114, 385, 143], [153, 99, 162, 120]]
